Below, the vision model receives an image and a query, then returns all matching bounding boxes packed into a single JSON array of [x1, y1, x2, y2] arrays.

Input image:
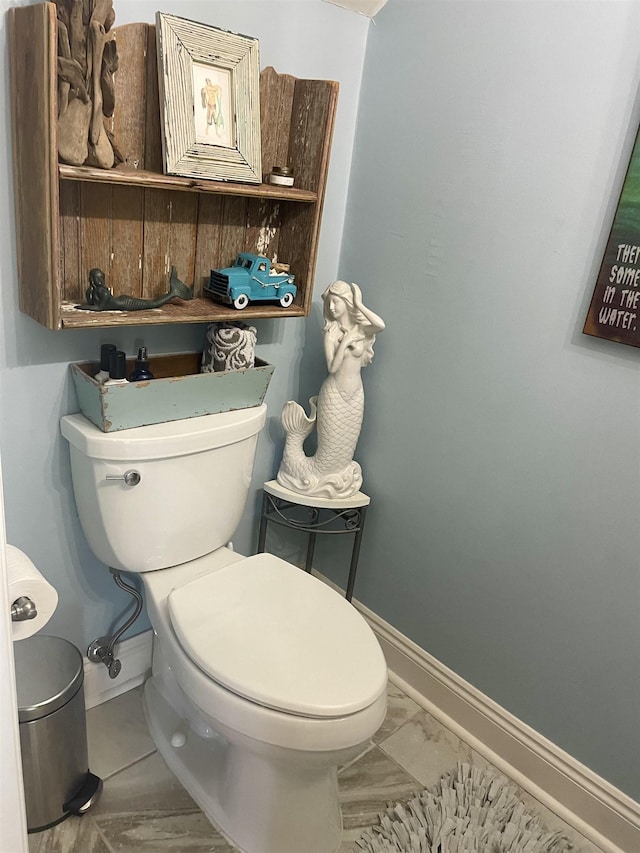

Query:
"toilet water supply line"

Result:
[[86, 569, 143, 679]]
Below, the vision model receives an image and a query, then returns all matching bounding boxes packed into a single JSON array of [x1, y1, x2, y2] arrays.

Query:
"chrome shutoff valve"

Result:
[[87, 637, 121, 679]]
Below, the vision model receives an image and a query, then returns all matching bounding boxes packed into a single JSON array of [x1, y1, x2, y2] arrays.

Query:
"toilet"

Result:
[[60, 404, 387, 853]]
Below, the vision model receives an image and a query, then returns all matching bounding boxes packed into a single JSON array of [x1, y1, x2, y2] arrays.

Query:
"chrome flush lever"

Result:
[[105, 469, 141, 487]]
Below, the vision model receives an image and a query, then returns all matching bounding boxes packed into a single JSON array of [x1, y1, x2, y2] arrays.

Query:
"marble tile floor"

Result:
[[27, 678, 603, 853]]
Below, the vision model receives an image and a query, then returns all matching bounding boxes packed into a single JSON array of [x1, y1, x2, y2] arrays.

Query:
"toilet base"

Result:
[[143, 677, 343, 853]]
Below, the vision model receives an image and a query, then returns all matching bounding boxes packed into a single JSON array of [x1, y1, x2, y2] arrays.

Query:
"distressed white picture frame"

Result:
[[155, 13, 262, 183]]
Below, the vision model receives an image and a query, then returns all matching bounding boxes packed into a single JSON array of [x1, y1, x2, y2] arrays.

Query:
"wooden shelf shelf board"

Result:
[[59, 165, 318, 203], [60, 298, 306, 328]]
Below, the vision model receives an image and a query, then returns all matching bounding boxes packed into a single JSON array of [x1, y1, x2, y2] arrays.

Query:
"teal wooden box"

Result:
[[70, 352, 274, 432]]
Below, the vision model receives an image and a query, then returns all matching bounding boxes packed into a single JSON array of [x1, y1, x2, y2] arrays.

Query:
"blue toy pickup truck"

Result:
[[205, 253, 297, 310]]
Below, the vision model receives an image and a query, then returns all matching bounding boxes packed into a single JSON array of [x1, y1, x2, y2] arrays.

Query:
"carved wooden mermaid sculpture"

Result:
[[277, 281, 385, 499], [77, 267, 193, 311]]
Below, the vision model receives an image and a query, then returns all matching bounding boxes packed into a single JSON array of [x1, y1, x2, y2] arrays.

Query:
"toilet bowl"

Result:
[[60, 406, 388, 853], [144, 548, 387, 853]]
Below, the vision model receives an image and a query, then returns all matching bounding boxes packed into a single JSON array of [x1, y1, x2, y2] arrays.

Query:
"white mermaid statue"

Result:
[[277, 281, 385, 499]]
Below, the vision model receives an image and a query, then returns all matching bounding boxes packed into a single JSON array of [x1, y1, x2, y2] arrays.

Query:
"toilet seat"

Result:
[[168, 553, 387, 718]]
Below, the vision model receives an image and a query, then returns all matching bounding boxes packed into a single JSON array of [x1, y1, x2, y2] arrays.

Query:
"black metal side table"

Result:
[[257, 479, 371, 602]]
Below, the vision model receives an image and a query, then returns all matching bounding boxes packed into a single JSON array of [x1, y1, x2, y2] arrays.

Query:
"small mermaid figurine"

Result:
[[277, 281, 385, 499], [76, 266, 193, 311]]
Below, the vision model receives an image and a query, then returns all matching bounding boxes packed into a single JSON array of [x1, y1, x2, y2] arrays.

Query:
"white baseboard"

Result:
[[354, 594, 640, 853], [82, 630, 153, 710]]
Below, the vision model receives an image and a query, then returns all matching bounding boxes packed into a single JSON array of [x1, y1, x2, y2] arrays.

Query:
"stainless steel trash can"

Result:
[[14, 635, 102, 832]]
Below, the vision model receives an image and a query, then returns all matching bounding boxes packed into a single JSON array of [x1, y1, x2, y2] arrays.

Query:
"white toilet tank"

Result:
[[60, 405, 267, 573]]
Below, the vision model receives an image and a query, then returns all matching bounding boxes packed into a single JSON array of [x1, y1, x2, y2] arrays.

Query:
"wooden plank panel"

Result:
[[246, 197, 282, 261], [140, 188, 198, 298], [165, 192, 199, 288], [144, 25, 163, 173], [59, 181, 82, 302], [194, 194, 224, 296], [260, 67, 295, 176], [80, 183, 112, 293], [141, 188, 172, 298], [278, 203, 314, 308], [109, 23, 149, 169], [289, 80, 337, 193], [111, 185, 144, 296], [218, 196, 249, 267], [9, 2, 60, 328], [282, 79, 338, 310]]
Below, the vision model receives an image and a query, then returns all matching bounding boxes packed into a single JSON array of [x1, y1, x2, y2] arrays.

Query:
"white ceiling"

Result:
[[322, 0, 389, 18]]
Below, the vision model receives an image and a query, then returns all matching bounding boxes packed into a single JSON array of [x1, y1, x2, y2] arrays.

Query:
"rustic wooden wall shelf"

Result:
[[8, 3, 338, 330]]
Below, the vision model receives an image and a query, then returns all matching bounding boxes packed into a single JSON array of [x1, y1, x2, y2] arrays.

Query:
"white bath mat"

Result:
[[356, 762, 571, 853]]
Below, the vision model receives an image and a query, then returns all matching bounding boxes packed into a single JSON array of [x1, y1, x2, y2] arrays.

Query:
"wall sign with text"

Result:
[[584, 128, 640, 347]]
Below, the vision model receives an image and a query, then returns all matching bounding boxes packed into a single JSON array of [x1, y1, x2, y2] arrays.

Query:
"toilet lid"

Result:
[[168, 553, 387, 717]]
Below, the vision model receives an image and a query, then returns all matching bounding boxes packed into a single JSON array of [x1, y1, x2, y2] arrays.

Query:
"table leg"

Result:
[[345, 506, 367, 602], [257, 490, 269, 553], [304, 531, 317, 573]]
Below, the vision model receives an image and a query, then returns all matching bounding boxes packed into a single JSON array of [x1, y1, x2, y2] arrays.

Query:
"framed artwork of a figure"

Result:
[[156, 13, 261, 184]]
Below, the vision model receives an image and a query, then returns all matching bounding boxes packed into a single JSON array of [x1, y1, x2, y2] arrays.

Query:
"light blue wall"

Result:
[[332, 0, 640, 800], [0, 0, 369, 647]]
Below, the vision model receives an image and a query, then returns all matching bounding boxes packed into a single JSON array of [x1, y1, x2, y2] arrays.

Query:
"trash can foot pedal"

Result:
[[63, 771, 103, 816]]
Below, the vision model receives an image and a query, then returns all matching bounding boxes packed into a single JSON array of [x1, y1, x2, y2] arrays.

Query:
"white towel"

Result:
[[201, 322, 257, 373]]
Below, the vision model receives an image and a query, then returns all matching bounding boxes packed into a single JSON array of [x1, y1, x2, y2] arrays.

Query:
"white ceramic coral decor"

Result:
[[277, 281, 385, 499]]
